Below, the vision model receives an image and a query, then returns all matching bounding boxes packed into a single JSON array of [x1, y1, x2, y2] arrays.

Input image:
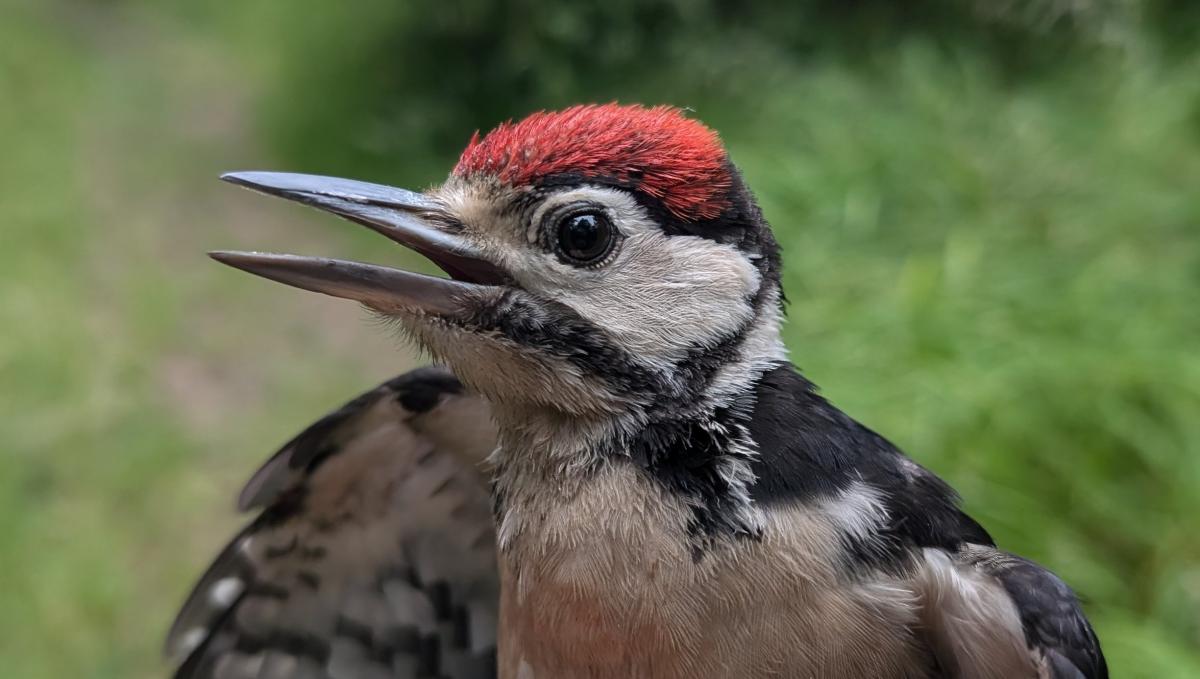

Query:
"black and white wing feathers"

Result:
[[166, 366, 499, 679], [968, 549, 1108, 679]]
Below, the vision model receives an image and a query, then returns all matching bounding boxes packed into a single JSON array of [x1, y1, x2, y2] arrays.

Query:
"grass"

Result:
[[1, 1, 1197, 677]]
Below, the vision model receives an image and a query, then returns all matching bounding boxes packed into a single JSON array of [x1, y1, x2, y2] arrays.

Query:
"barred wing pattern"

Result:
[[166, 367, 500, 679]]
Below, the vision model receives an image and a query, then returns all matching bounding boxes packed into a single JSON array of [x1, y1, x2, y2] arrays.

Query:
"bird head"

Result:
[[216, 104, 786, 426]]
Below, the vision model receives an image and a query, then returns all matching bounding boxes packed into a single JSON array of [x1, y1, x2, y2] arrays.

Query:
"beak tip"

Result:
[[219, 171, 268, 191], [208, 250, 262, 270]]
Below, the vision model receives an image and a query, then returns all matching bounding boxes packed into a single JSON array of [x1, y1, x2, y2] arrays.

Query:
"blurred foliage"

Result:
[[1, 0, 1198, 677]]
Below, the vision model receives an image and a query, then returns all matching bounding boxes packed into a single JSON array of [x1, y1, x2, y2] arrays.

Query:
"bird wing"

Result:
[[916, 545, 1108, 679], [165, 366, 500, 679], [971, 548, 1108, 679]]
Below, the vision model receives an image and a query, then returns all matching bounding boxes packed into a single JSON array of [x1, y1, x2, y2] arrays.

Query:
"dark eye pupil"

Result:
[[558, 212, 612, 263]]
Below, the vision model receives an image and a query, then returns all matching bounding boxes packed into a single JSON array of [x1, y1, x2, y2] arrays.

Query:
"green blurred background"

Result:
[[2, 0, 1198, 676]]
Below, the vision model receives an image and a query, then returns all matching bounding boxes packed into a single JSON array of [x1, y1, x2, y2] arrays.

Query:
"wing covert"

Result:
[[166, 366, 499, 679]]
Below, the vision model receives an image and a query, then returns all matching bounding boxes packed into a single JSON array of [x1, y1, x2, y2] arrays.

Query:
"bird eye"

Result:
[[555, 210, 616, 265]]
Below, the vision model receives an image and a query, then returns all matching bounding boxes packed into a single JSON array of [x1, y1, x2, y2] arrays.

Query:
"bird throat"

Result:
[[487, 284, 787, 555]]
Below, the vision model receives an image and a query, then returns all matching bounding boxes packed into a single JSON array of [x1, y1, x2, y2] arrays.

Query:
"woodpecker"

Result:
[[167, 104, 1107, 679]]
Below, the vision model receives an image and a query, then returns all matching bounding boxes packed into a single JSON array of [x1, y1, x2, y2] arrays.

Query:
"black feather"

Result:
[[387, 365, 465, 413], [629, 403, 762, 542], [632, 362, 994, 562], [747, 364, 993, 568]]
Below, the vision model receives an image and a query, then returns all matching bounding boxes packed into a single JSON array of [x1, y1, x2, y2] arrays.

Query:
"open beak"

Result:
[[211, 171, 507, 315]]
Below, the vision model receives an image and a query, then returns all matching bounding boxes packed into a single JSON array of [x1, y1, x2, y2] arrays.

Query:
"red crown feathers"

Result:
[[453, 104, 732, 221]]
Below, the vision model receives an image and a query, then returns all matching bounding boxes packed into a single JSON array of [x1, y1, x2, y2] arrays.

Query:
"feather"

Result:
[[166, 367, 499, 679]]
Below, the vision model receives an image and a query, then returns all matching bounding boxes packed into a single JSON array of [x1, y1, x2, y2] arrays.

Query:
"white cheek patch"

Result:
[[603, 231, 759, 351]]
